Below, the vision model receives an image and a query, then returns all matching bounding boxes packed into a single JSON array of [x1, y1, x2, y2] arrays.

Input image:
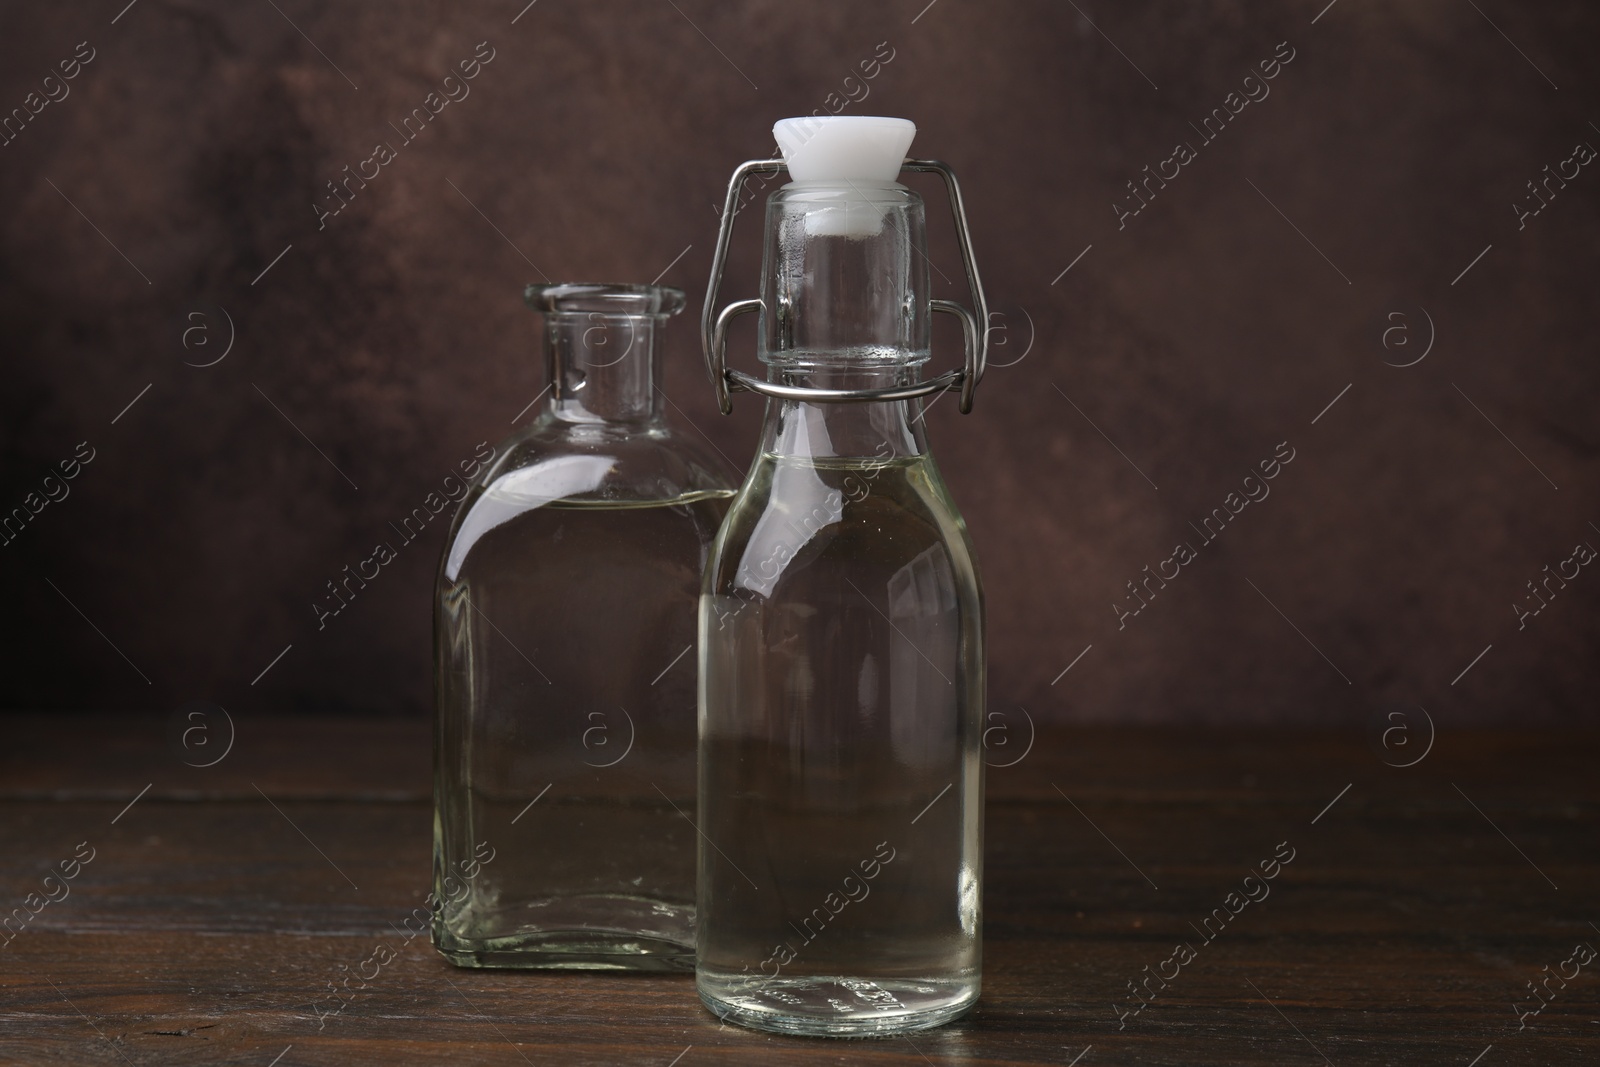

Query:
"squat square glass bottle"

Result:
[[433, 283, 736, 970]]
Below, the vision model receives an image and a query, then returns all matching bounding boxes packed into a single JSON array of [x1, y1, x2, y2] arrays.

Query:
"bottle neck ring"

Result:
[[525, 283, 683, 426], [543, 312, 664, 424]]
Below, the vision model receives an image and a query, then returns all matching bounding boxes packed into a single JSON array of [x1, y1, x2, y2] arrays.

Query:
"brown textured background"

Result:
[[1, 0, 1595, 725]]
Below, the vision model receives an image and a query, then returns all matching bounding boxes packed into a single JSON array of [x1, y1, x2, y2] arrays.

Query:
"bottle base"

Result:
[[432, 892, 695, 971], [697, 973, 979, 1036], [434, 928, 694, 972]]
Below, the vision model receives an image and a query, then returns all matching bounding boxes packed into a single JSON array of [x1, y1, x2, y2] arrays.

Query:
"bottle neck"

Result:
[[543, 312, 663, 424], [759, 181, 929, 363], [755, 181, 932, 461]]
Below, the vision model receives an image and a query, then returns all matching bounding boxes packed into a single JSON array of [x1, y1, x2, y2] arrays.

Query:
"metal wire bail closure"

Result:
[[701, 158, 990, 415]]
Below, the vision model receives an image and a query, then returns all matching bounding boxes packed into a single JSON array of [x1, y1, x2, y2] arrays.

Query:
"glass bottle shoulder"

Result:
[[440, 415, 737, 585], [708, 448, 980, 602]]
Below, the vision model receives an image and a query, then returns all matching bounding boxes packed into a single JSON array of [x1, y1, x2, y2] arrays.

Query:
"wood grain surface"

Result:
[[1, 716, 1596, 1065]]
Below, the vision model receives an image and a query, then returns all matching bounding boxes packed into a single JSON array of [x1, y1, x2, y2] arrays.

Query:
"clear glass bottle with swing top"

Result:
[[432, 283, 737, 971], [696, 117, 990, 1035]]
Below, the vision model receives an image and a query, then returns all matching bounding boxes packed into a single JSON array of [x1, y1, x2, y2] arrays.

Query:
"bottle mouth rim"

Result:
[[774, 181, 915, 200], [524, 282, 686, 317]]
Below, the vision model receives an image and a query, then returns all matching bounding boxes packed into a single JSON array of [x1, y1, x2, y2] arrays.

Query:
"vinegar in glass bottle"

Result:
[[697, 117, 989, 1034], [433, 283, 737, 970]]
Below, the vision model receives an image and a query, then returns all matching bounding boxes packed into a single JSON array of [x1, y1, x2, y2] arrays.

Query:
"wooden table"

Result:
[[2, 716, 1594, 1065]]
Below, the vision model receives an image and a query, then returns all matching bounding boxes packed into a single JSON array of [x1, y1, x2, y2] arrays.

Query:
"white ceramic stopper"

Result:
[[774, 116, 916, 182], [773, 116, 916, 237]]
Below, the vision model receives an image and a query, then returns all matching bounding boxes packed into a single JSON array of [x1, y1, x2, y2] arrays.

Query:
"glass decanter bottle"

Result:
[[433, 282, 737, 970], [696, 117, 990, 1034]]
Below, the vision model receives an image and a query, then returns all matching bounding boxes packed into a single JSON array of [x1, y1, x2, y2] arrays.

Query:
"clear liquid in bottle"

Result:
[[434, 283, 737, 970], [697, 450, 984, 1033]]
